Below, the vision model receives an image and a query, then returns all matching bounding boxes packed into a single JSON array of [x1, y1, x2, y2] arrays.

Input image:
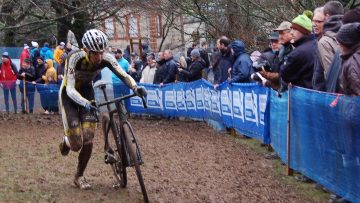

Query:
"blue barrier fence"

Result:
[[0, 79, 359, 202]]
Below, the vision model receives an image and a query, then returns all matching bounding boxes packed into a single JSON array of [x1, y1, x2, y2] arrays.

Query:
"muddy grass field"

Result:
[[0, 113, 328, 202]]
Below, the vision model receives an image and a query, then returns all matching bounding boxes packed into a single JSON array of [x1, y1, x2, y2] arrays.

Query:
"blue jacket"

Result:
[[280, 34, 317, 89], [229, 40, 252, 83], [40, 47, 54, 61]]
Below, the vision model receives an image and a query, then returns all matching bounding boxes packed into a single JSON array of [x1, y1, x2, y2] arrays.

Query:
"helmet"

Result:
[[82, 29, 108, 52]]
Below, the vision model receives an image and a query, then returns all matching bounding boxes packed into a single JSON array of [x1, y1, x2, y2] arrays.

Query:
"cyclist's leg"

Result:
[[74, 85, 97, 189], [59, 86, 83, 155]]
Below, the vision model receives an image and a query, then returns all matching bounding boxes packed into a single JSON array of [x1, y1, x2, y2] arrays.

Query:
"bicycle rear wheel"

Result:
[[102, 114, 127, 188], [123, 121, 149, 203]]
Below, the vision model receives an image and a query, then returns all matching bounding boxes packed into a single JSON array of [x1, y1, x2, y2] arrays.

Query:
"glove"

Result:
[[84, 100, 97, 112], [133, 86, 147, 97]]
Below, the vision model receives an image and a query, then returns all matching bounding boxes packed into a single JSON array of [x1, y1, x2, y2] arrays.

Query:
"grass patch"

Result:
[[233, 134, 329, 203]]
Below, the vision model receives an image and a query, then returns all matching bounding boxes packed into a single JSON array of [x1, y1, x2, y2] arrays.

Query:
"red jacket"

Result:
[[20, 49, 30, 68], [0, 59, 18, 89]]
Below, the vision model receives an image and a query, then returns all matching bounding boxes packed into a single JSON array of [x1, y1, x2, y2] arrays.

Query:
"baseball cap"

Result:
[[274, 21, 292, 31]]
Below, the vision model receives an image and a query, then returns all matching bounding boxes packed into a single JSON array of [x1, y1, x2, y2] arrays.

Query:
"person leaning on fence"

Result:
[[0, 52, 18, 113], [58, 29, 146, 190], [336, 23, 360, 96], [57, 53, 67, 83], [178, 49, 205, 82], [160, 49, 178, 86], [213, 36, 234, 90], [30, 41, 40, 68], [17, 58, 36, 114], [280, 11, 317, 89], [140, 53, 157, 84], [257, 32, 282, 90], [228, 40, 252, 84], [153, 52, 166, 84]]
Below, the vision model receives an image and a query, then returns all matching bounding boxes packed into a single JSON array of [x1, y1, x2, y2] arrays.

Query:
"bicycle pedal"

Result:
[[104, 152, 117, 164]]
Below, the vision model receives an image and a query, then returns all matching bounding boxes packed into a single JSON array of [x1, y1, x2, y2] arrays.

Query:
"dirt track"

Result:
[[0, 113, 314, 202]]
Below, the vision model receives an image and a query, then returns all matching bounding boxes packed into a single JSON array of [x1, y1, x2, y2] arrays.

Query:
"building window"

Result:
[[104, 17, 115, 38], [156, 15, 162, 37], [129, 14, 139, 38]]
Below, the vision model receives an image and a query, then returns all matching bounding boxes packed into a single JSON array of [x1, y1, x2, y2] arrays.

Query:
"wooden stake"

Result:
[[22, 78, 27, 113], [286, 84, 293, 176]]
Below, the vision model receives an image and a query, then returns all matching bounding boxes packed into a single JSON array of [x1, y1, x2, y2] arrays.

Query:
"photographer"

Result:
[[252, 32, 282, 90]]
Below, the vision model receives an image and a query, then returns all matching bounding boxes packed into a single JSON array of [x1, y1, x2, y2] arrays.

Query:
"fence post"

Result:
[[287, 84, 293, 176]]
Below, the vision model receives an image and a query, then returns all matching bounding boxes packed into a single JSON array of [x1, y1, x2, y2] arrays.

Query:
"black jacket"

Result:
[[214, 47, 234, 84], [17, 66, 36, 81], [180, 58, 205, 82], [163, 57, 178, 84], [280, 34, 317, 89], [153, 59, 166, 84]]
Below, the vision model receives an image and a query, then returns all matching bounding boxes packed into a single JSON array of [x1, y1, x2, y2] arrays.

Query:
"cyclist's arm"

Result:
[[65, 50, 90, 107], [103, 52, 137, 90]]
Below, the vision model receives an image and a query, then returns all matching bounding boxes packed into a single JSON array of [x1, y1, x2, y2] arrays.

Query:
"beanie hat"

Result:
[[2, 52, 10, 59], [190, 48, 200, 58], [291, 11, 313, 35], [24, 44, 29, 49], [336, 23, 360, 48], [31, 41, 39, 48], [342, 8, 360, 24]]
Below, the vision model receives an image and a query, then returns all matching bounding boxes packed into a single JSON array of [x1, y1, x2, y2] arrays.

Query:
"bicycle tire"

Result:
[[123, 121, 149, 203], [102, 114, 127, 188]]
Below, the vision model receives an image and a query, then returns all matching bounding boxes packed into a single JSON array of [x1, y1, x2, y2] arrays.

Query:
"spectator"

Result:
[[258, 32, 282, 90], [54, 42, 65, 66], [280, 12, 317, 89], [40, 42, 54, 61], [57, 53, 67, 84], [17, 58, 36, 113], [140, 53, 157, 84], [200, 41, 210, 69], [114, 49, 129, 73], [30, 41, 40, 68], [228, 40, 252, 83], [129, 53, 143, 82], [112, 49, 132, 98], [65, 42, 73, 54], [160, 49, 178, 86], [318, 1, 344, 76], [42, 59, 57, 84], [0, 52, 18, 113], [213, 36, 234, 90], [337, 23, 360, 96], [123, 45, 131, 63], [153, 52, 166, 84], [178, 49, 205, 82], [20, 44, 30, 68], [177, 55, 188, 82], [312, 7, 325, 39], [187, 43, 197, 58], [33, 56, 46, 84], [342, 8, 360, 24]]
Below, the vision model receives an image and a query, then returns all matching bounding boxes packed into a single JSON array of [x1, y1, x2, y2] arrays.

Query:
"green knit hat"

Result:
[[291, 11, 313, 34]]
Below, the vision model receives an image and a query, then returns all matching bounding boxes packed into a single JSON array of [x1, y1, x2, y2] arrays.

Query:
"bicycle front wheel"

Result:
[[123, 121, 149, 203], [102, 114, 127, 188]]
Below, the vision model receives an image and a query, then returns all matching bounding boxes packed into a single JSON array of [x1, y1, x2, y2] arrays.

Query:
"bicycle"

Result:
[[94, 81, 149, 203]]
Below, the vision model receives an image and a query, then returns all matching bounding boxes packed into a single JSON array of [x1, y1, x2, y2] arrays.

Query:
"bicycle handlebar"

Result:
[[97, 93, 148, 109]]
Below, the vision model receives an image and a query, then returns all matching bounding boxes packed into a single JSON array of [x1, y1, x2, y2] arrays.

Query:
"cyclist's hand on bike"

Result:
[[133, 86, 147, 97], [84, 100, 97, 112]]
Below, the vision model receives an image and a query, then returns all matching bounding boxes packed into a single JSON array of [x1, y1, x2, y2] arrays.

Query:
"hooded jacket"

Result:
[[42, 59, 57, 84], [40, 46, 54, 61], [338, 43, 360, 95], [318, 15, 343, 75], [229, 40, 252, 83]]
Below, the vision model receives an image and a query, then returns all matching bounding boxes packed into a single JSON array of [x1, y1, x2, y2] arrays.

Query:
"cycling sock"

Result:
[[76, 143, 93, 177]]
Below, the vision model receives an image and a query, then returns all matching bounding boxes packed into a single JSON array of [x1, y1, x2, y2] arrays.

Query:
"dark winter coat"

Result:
[[229, 40, 252, 83], [153, 59, 166, 84], [163, 57, 178, 84], [180, 58, 205, 82], [214, 47, 234, 84], [280, 34, 317, 89], [338, 43, 360, 96], [17, 66, 36, 81]]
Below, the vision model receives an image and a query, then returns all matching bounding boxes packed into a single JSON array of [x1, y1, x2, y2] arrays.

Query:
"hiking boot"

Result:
[[74, 176, 91, 190], [59, 141, 70, 156], [265, 152, 280, 160]]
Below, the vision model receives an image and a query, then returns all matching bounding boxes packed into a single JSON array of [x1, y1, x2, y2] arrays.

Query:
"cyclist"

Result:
[[58, 29, 146, 190]]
